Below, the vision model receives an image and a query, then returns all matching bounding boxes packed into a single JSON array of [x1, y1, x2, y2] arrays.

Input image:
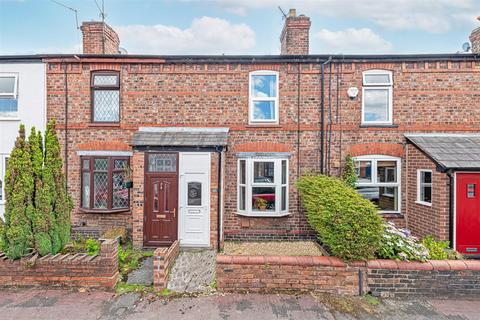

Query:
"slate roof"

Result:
[[405, 134, 480, 170], [132, 127, 229, 147]]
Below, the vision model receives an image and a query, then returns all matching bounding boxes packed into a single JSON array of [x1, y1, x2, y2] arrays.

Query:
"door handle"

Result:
[[172, 208, 176, 218]]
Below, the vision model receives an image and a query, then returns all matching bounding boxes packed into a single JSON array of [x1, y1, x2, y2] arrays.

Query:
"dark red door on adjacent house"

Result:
[[144, 175, 178, 246], [456, 173, 480, 255]]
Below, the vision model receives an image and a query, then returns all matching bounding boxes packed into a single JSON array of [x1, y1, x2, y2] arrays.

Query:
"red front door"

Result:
[[456, 173, 480, 255]]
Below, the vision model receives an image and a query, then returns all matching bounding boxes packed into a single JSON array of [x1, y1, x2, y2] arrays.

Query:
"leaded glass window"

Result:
[[91, 72, 120, 123]]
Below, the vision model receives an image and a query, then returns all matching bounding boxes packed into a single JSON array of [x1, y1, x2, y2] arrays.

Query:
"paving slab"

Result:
[[126, 256, 153, 286]]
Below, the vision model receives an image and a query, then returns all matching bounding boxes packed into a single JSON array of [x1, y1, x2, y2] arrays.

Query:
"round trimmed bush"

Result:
[[297, 174, 384, 261]]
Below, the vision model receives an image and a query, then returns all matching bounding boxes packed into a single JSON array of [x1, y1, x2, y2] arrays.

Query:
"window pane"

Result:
[[422, 171, 432, 184], [94, 158, 108, 171], [0, 99, 18, 114], [355, 161, 372, 183], [93, 90, 120, 122], [187, 182, 202, 206], [82, 172, 90, 208], [148, 154, 177, 172], [468, 184, 476, 198], [252, 187, 275, 211], [421, 185, 432, 203], [239, 186, 246, 211], [364, 89, 389, 122], [112, 172, 128, 209], [251, 75, 276, 98], [357, 186, 398, 211], [0, 77, 15, 94], [114, 159, 127, 170], [281, 186, 287, 211], [364, 73, 390, 85], [281, 160, 287, 184], [93, 74, 118, 86], [93, 172, 108, 209], [254, 161, 274, 183], [82, 159, 90, 170], [377, 161, 397, 183], [239, 160, 246, 184], [252, 101, 276, 121]]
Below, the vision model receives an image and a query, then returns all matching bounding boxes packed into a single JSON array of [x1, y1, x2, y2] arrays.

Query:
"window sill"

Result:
[[246, 124, 281, 128], [380, 212, 404, 218], [0, 117, 20, 121], [235, 211, 291, 218], [360, 123, 398, 128], [415, 200, 432, 207], [79, 208, 130, 214], [88, 122, 121, 127]]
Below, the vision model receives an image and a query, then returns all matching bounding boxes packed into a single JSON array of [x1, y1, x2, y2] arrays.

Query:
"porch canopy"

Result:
[[132, 127, 229, 149], [405, 133, 480, 171]]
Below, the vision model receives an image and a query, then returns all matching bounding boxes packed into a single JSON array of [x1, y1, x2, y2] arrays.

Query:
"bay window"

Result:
[[81, 156, 129, 211], [354, 155, 400, 213], [362, 70, 393, 125], [249, 70, 279, 123], [237, 157, 288, 216]]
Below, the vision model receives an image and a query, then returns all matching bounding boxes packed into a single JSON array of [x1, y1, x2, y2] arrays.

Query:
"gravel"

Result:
[[223, 241, 324, 256]]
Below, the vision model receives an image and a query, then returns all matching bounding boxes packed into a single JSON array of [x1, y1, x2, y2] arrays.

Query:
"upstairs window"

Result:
[[237, 157, 288, 217], [0, 74, 18, 117], [354, 155, 401, 213], [362, 70, 393, 125], [249, 71, 279, 123], [91, 71, 120, 123], [417, 169, 432, 206]]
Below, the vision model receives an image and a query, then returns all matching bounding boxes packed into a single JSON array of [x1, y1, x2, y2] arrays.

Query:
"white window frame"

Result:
[[417, 169, 433, 206], [237, 157, 289, 217], [0, 155, 9, 205], [249, 70, 279, 124], [354, 155, 401, 213], [361, 70, 393, 125], [0, 73, 18, 98]]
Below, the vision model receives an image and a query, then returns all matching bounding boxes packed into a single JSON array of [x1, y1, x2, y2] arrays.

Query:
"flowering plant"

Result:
[[377, 222, 429, 261]]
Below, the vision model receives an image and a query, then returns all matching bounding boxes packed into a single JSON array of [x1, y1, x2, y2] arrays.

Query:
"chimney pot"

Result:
[[280, 9, 311, 55]]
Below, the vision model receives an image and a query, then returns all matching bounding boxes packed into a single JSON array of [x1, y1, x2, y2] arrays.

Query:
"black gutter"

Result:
[[447, 170, 455, 248], [320, 57, 332, 174], [0, 53, 478, 63]]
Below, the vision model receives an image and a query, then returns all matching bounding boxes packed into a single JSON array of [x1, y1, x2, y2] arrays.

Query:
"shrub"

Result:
[[296, 174, 384, 261], [421, 236, 462, 260], [85, 238, 101, 256], [342, 155, 357, 189], [377, 222, 429, 261]]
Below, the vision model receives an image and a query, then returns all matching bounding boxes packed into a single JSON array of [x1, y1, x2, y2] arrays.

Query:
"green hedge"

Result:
[[297, 174, 384, 261]]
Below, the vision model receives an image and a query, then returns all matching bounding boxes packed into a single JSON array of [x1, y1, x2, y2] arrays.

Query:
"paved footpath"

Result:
[[0, 289, 479, 320]]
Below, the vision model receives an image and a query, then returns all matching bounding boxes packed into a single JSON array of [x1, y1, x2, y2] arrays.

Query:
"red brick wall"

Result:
[[0, 239, 119, 288], [81, 22, 120, 54], [405, 144, 450, 240], [45, 57, 480, 242], [153, 240, 180, 290]]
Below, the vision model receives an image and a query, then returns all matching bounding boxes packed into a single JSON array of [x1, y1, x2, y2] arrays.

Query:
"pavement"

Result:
[[1, 288, 480, 320]]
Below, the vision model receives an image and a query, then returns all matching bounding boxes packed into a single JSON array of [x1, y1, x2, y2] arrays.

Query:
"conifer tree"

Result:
[[342, 154, 357, 189]]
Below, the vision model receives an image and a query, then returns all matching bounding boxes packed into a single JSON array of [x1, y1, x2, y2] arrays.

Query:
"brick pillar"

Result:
[[280, 9, 311, 55], [132, 151, 145, 248], [81, 21, 120, 54]]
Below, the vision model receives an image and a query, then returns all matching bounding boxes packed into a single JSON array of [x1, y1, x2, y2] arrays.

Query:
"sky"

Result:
[[0, 0, 479, 56]]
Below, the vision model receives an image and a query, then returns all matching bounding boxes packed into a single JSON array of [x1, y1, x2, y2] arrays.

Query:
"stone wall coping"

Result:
[[217, 255, 480, 271]]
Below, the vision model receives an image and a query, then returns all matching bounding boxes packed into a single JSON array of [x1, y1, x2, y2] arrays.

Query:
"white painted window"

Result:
[[417, 169, 432, 206], [237, 158, 288, 217], [0, 73, 18, 117], [249, 70, 279, 123], [0, 155, 10, 204], [362, 70, 393, 125], [354, 155, 401, 213]]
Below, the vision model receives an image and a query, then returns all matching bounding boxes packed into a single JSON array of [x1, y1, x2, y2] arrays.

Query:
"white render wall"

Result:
[[0, 62, 46, 219]]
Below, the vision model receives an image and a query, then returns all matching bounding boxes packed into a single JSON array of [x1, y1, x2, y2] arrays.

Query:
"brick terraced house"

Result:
[[3, 10, 480, 255]]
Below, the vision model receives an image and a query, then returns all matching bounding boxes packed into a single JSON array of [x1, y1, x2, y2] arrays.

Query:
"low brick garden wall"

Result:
[[217, 255, 480, 297], [153, 240, 180, 290], [0, 238, 119, 289]]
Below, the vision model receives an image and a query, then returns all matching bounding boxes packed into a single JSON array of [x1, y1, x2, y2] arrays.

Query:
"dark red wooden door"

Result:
[[144, 175, 178, 246], [456, 173, 480, 255]]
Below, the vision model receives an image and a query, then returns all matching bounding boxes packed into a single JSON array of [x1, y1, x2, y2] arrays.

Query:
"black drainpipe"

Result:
[[447, 170, 455, 247], [216, 147, 223, 252], [320, 57, 332, 174]]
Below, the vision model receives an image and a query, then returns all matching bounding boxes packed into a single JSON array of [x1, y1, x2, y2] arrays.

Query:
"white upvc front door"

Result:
[[178, 152, 211, 247]]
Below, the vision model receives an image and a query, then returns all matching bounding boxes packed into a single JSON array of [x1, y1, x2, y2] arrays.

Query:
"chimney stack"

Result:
[[469, 16, 480, 54], [81, 21, 120, 54], [280, 9, 311, 55]]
